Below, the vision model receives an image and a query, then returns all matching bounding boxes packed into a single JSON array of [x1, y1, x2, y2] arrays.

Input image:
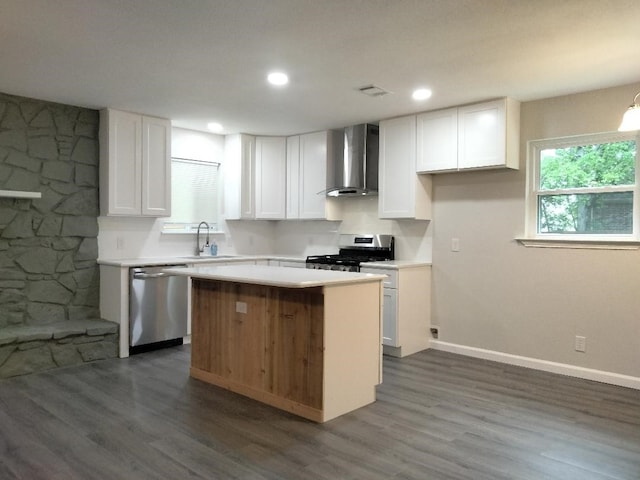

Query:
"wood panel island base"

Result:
[[183, 265, 385, 423]]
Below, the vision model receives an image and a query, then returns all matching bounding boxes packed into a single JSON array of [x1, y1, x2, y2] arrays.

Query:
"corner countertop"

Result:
[[164, 264, 386, 289]]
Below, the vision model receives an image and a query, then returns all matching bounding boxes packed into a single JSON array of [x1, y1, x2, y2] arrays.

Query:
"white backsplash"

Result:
[[99, 206, 432, 262], [337, 196, 432, 261]]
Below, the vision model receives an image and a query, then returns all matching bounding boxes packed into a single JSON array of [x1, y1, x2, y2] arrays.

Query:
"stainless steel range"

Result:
[[306, 234, 394, 272]]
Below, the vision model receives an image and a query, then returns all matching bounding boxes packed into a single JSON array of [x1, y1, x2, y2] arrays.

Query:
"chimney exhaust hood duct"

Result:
[[325, 124, 379, 197]]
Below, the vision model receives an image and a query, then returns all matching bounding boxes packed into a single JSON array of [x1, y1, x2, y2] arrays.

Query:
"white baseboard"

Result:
[[430, 340, 640, 391]]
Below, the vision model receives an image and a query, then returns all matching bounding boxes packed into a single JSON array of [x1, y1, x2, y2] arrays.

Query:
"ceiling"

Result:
[[1, 0, 639, 136]]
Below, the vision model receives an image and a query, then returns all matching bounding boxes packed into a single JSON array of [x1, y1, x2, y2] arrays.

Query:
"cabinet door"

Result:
[[240, 135, 256, 219], [299, 131, 328, 219], [102, 109, 142, 215], [270, 288, 323, 408], [255, 137, 286, 219], [416, 108, 458, 173], [379, 116, 418, 218], [382, 288, 398, 347], [458, 99, 506, 170], [224, 134, 256, 219], [141, 116, 171, 216], [286, 136, 301, 219]]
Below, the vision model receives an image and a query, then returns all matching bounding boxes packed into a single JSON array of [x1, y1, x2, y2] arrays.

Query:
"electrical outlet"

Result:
[[235, 301, 247, 314], [451, 238, 460, 252], [430, 327, 439, 339], [575, 335, 586, 352]]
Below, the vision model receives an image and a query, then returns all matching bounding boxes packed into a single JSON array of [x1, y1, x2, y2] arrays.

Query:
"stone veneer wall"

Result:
[[0, 92, 117, 377]]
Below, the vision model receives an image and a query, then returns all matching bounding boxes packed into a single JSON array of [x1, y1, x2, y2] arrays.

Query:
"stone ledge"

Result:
[[0, 319, 119, 379], [0, 319, 118, 345]]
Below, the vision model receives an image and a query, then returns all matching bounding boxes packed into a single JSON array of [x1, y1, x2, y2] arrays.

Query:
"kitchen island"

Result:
[[164, 265, 385, 422]]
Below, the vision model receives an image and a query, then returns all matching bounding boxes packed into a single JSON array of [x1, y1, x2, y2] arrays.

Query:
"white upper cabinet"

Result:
[[255, 136, 286, 219], [379, 115, 432, 220], [223, 133, 256, 219], [141, 116, 172, 216], [416, 107, 458, 172], [100, 109, 171, 217], [416, 98, 520, 173], [286, 135, 300, 219], [458, 98, 519, 169], [289, 130, 341, 220], [226, 131, 338, 221]]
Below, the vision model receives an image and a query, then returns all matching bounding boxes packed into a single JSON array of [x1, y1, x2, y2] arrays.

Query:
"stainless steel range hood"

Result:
[[325, 124, 379, 197]]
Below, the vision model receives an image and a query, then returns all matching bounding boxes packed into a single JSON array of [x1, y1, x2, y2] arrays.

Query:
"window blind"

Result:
[[166, 157, 220, 231]]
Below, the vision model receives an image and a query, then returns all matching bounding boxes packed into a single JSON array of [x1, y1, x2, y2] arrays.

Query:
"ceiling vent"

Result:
[[357, 84, 392, 97]]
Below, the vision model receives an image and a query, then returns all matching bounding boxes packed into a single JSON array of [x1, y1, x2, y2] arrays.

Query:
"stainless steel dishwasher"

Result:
[[129, 264, 189, 354]]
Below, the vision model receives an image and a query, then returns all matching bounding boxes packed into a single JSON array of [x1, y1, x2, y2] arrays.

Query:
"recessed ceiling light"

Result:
[[412, 88, 432, 101], [267, 71, 289, 86], [207, 122, 223, 133]]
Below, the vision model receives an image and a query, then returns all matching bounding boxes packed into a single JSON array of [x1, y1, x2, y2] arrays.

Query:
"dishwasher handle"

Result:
[[133, 271, 172, 279], [132, 265, 188, 280]]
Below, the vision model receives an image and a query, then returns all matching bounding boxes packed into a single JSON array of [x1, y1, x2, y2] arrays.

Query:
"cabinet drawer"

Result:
[[360, 267, 397, 288]]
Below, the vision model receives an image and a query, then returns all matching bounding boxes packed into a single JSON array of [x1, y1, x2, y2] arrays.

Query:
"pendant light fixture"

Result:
[[618, 92, 640, 131]]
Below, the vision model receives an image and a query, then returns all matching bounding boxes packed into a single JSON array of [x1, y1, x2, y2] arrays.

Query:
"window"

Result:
[[526, 132, 639, 242], [163, 157, 221, 234]]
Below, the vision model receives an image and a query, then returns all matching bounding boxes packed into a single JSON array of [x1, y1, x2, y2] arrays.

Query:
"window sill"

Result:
[[516, 238, 640, 250], [515, 237, 640, 250], [161, 230, 225, 235], [162, 222, 224, 235]]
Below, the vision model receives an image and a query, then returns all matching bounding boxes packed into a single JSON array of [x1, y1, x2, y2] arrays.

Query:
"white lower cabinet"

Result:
[[382, 287, 398, 346], [360, 264, 431, 358]]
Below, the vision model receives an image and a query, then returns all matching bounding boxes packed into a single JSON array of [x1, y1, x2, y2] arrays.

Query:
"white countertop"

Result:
[[360, 260, 432, 269], [97, 255, 305, 267], [164, 264, 386, 288], [97, 255, 431, 269]]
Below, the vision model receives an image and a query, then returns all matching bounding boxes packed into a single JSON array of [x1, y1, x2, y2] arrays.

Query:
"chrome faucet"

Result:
[[196, 221, 210, 255]]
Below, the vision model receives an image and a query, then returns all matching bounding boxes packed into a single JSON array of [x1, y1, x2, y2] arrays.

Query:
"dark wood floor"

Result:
[[1, 346, 639, 480]]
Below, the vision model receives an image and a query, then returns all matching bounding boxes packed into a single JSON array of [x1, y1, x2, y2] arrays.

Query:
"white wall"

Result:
[[431, 82, 640, 382]]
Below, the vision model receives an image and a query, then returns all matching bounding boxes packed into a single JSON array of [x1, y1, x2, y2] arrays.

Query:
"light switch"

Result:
[[451, 238, 460, 252], [235, 301, 247, 314]]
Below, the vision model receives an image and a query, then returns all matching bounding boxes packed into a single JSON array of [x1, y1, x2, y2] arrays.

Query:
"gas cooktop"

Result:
[[306, 234, 394, 272]]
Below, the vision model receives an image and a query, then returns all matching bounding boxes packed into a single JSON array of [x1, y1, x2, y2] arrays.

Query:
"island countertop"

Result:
[[164, 264, 386, 288]]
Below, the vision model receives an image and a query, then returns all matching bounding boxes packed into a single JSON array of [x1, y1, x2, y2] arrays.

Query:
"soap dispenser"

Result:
[[210, 240, 218, 256]]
